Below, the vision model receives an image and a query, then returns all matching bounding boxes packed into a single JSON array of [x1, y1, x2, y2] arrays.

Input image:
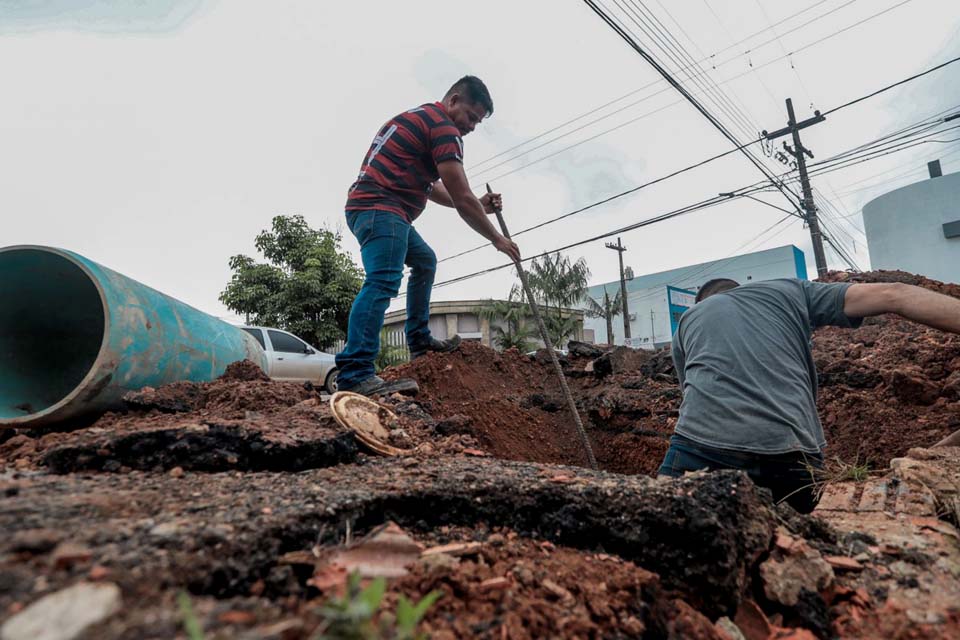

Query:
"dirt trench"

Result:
[[2, 269, 960, 639]]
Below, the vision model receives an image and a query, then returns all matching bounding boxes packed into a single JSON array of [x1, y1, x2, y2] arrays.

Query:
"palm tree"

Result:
[[375, 328, 409, 371], [479, 286, 536, 352], [525, 252, 590, 346], [584, 286, 622, 344]]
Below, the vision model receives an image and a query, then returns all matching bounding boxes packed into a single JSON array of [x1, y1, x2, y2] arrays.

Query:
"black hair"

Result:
[[696, 278, 740, 303], [445, 75, 494, 117]]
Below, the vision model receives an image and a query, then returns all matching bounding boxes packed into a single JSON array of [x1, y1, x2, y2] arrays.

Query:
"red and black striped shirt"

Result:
[[345, 102, 463, 222]]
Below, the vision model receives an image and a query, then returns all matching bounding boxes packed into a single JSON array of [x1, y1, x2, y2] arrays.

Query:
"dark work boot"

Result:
[[341, 375, 419, 397], [409, 335, 462, 360]]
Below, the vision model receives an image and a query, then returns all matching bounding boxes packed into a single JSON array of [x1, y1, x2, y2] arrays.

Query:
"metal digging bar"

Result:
[[486, 184, 598, 470]]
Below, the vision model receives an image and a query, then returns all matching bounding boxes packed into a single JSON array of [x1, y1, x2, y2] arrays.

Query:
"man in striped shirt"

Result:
[[336, 76, 520, 397]]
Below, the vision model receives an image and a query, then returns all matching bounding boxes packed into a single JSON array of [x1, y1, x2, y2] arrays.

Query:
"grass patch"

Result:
[[778, 455, 875, 509], [314, 572, 441, 640], [177, 591, 205, 640]]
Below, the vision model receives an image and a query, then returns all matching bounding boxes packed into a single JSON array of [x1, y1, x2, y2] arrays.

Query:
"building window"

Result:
[[428, 316, 448, 340], [457, 313, 480, 333]]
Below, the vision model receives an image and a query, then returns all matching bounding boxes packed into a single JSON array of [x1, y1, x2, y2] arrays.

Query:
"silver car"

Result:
[[240, 326, 339, 393]]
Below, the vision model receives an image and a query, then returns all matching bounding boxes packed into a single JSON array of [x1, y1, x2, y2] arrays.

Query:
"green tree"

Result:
[[479, 285, 536, 352], [584, 286, 622, 344], [220, 215, 363, 349], [523, 252, 590, 346]]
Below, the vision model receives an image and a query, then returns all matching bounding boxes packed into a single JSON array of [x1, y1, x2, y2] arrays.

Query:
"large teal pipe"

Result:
[[0, 246, 267, 428]]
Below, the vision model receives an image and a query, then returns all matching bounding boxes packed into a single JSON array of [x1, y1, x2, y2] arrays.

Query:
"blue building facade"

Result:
[[581, 245, 807, 347]]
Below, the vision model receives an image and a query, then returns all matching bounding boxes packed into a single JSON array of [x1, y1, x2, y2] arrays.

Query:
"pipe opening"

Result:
[[0, 249, 105, 420]]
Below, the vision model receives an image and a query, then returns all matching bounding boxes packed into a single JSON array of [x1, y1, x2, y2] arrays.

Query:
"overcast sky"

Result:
[[3, 0, 959, 322]]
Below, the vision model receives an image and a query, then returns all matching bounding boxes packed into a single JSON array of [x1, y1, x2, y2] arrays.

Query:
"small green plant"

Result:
[[838, 461, 870, 482], [313, 573, 441, 640], [177, 591, 206, 640], [394, 589, 442, 640], [375, 329, 409, 372], [778, 455, 874, 508]]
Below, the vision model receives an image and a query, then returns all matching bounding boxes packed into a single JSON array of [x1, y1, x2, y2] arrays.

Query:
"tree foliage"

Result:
[[479, 285, 537, 352], [584, 286, 622, 344], [220, 215, 363, 350], [523, 252, 590, 347]]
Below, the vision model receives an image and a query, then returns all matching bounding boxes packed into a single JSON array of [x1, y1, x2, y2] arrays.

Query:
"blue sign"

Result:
[[667, 286, 696, 335]]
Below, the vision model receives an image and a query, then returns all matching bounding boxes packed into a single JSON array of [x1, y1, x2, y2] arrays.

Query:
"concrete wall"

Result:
[[383, 300, 584, 350], [863, 172, 960, 283]]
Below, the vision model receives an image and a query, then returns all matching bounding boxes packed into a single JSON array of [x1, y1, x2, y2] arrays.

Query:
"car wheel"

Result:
[[324, 368, 339, 394]]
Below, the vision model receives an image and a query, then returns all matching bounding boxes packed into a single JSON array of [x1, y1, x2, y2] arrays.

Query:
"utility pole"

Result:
[[763, 98, 828, 278], [605, 237, 631, 341], [602, 286, 615, 345]]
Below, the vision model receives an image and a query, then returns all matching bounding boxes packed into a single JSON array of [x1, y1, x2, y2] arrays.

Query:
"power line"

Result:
[[423, 45, 960, 298], [484, 0, 916, 194], [468, 0, 838, 171], [832, 142, 960, 196], [618, 0, 761, 140], [584, 0, 803, 210], [467, 0, 889, 184], [442, 137, 762, 264], [468, 0, 766, 183], [613, 213, 797, 307], [403, 185, 777, 299], [699, 0, 779, 111], [658, 0, 775, 128], [751, 0, 819, 109], [798, 125, 960, 179], [822, 54, 960, 117], [469, 96, 681, 184], [453, 113, 959, 271]]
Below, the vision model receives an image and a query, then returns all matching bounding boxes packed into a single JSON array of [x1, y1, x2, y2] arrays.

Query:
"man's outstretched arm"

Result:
[[844, 282, 960, 333], [429, 179, 503, 213], [428, 181, 455, 207], [436, 160, 520, 263]]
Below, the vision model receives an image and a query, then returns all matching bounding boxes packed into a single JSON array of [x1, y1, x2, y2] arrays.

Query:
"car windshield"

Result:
[[241, 327, 265, 349]]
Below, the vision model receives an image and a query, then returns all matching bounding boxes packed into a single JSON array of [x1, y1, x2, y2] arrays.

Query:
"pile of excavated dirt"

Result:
[[0, 366, 357, 473], [384, 341, 676, 475], [381, 269, 960, 473], [2, 268, 960, 639], [816, 270, 960, 466]]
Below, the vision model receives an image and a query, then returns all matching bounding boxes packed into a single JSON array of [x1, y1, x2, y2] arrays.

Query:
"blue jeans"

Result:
[[336, 210, 437, 389], [658, 434, 824, 513]]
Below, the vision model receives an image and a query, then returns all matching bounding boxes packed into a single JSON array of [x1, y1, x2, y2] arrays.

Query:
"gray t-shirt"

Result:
[[671, 278, 861, 455]]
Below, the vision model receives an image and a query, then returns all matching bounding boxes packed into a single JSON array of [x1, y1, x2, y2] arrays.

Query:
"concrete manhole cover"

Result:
[[329, 391, 410, 457]]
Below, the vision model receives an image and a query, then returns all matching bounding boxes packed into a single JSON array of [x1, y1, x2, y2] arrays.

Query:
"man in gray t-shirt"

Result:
[[660, 277, 960, 513]]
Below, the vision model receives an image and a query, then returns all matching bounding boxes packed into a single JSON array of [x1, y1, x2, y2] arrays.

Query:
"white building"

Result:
[[581, 244, 808, 347], [862, 167, 960, 284]]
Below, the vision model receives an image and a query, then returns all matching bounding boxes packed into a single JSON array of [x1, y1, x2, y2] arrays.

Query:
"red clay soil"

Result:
[[384, 342, 677, 474], [0, 364, 342, 471], [385, 343, 594, 467], [2, 269, 960, 640], [388, 528, 719, 640], [816, 270, 960, 466], [382, 269, 960, 474], [8, 267, 950, 478]]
